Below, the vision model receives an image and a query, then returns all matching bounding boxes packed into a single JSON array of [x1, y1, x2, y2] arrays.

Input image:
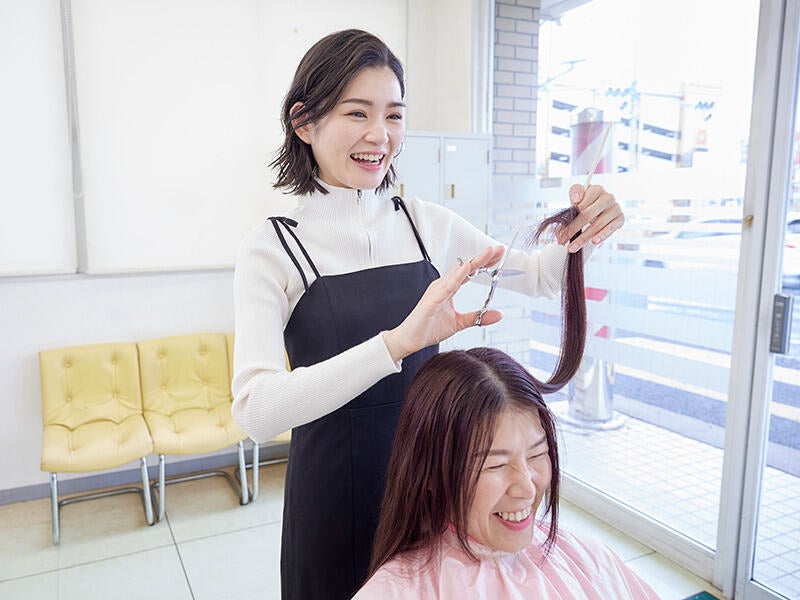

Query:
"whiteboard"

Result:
[[70, 0, 407, 273], [0, 0, 76, 276]]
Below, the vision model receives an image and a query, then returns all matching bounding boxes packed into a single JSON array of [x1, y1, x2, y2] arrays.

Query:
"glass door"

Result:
[[735, 2, 800, 598]]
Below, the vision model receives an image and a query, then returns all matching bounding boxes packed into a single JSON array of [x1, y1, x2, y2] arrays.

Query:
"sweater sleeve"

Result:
[[407, 197, 595, 301], [230, 225, 401, 444]]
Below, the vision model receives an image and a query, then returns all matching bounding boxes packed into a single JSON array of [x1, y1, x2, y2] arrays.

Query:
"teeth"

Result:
[[351, 153, 384, 163], [496, 506, 532, 523]]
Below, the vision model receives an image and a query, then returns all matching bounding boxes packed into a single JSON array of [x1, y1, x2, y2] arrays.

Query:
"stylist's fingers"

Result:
[[413, 247, 503, 335], [384, 249, 504, 362], [426, 248, 488, 307], [458, 245, 505, 282], [557, 184, 625, 251], [571, 184, 624, 250], [556, 184, 590, 245], [480, 244, 506, 268], [390, 267, 460, 354]]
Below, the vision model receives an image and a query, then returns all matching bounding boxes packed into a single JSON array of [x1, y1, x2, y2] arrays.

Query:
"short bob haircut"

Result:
[[270, 29, 405, 196], [369, 207, 587, 575]]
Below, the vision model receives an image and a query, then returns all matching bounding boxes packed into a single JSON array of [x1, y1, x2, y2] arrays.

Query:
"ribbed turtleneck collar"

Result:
[[298, 181, 387, 225]]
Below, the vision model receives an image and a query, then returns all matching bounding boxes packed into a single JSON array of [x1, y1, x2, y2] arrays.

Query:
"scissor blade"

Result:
[[491, 225, 522, 277]]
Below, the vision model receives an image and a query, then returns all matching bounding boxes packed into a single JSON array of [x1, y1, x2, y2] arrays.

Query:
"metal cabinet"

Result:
[[396, 132, 491, 231]]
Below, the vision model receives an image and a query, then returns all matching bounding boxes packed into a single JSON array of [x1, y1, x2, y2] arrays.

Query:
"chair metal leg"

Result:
[[237, 441, 248, 505], [158, 454, 166, 522], [49, 465, 157, 543], [49, 473, 60, 545], [139, 457, 155, 525], [157, 457, 250, 509], [251, 442, 260, 502]]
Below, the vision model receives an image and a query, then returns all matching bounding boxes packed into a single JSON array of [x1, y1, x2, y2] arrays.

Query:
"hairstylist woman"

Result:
[[231, 29, 624, 600]]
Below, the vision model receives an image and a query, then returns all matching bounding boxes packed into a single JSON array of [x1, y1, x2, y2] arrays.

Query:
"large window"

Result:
[[489, 1, 799, 597]]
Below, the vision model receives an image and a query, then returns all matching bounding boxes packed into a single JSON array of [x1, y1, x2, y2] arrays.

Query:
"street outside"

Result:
[[527, 283, 800, 476]]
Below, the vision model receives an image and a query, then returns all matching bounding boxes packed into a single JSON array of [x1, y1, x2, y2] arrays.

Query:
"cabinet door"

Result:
[[393, 134, 441, 202], [441, 137, 491, 232]]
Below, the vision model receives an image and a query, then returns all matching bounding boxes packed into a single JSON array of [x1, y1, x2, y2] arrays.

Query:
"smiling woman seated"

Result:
[[353, 347, 660, 600]]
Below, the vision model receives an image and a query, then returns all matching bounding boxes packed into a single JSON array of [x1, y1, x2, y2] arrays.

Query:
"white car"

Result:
[[630, 219, 743, 271], [626, 216, 800, 289]]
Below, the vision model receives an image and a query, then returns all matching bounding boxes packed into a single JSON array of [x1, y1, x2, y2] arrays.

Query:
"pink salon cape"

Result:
[[353, 521, 661, 599]]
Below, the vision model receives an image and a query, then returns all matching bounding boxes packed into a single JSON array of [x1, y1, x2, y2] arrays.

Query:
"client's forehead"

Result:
[[488, 409, 545, 451]]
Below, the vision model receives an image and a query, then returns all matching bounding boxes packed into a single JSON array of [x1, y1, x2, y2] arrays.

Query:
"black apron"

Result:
[[270, 197, 440, 600]]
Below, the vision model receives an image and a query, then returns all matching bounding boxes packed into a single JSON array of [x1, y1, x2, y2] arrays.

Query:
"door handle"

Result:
[[770, 294, 794, 354]]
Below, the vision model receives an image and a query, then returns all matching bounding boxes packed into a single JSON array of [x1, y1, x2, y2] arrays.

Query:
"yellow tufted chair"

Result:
[[138, 333, 249, 520], [225, 333, 290, 501], [39, 342, 155, 545]]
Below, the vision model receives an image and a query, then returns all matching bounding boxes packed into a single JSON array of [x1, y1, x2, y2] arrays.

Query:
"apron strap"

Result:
[[269, 217, 321, 293], [391, 196, 433, 263]]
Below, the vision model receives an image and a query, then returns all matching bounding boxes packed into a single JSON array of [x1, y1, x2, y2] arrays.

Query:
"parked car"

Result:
[[628, 216, 800, 289], [631, 218, 742, 271]]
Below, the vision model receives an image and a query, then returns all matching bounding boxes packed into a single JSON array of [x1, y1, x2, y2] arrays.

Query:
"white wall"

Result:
[[0, 0, 483, 497], [69, 0, 409, 273], [406, 0, 477, 132], [0, 0, 75, 276]]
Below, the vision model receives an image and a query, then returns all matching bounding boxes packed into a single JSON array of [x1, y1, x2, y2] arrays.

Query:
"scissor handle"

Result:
[[474, 276, 500, 326]]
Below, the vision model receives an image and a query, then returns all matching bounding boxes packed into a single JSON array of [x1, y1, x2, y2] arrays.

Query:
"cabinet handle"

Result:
[[449, 183, 455, 199]]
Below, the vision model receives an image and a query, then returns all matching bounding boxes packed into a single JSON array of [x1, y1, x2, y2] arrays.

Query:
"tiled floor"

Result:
[[556, 404, 722, 548], [0, 461, 723, 600], [753, 466, 800, 597]]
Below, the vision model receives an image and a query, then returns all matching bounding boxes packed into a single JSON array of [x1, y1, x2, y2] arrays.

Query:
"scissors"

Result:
[[463, 224, 526, 326]]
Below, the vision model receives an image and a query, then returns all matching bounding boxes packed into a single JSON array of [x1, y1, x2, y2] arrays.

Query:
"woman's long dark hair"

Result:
[[270, 29, 404, 196], [527, 205, 586, 394], [368, 207, 586, 576]]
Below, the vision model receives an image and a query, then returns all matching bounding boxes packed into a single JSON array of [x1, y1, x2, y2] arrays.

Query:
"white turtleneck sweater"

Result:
[[231, 184, 581, 443]]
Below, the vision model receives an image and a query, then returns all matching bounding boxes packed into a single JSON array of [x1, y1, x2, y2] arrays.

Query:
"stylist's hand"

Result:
[[556, 184, 625, 253], [382, 245, 505, 363]]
